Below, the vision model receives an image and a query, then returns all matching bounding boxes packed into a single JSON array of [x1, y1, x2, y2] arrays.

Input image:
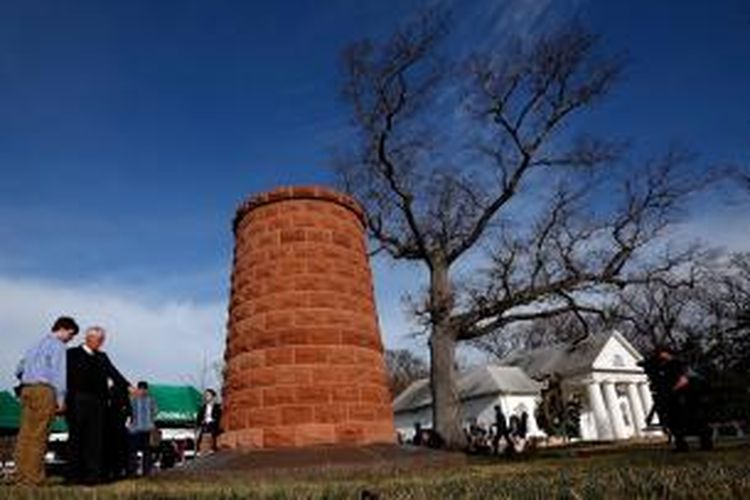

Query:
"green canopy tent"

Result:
[[149, 385, 203, 428], [0, 391, 21, 436], [0, 385, 202, 435], [51, 417, 67, 433], [0, 390, 67, 435]]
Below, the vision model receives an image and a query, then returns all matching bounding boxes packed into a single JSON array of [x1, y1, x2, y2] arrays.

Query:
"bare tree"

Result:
[[612, 266, 703, 350], [470, 311, 607, 361], [612, 251, 748, 352], [710, 254, 750, 421], [185, 354, 225, 393], [337, 12, 705, 448], [384, 348, 429, 398], [702, 254, 750, 366], [619, 253, 750, 420]]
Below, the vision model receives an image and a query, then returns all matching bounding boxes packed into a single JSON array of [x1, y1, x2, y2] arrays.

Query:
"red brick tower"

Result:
[[219, 186, 395, 449]]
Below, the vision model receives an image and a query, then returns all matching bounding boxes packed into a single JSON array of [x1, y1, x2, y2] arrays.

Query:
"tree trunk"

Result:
[[428, 260, 466, 450]]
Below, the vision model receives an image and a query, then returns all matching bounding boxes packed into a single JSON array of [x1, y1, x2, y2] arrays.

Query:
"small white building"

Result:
[[501, 331, 660, 441], [392, 331, 661, 442], [393, 365, 544, 440]]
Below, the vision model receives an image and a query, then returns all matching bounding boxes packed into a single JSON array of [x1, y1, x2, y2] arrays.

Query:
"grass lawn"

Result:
[[1, 440, 748, 499]]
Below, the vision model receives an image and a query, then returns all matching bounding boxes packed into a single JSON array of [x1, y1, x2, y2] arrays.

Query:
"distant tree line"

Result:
[[471, 249, 750, 425], [385, 348, 429, 398]]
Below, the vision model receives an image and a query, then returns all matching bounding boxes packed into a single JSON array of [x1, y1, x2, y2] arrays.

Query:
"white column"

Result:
[[638, 381, 657, 425], [626, 382, 646, 437], [602, 381, 627, 440], [527, 405, 542, 437], [586, 381, 613, 440]]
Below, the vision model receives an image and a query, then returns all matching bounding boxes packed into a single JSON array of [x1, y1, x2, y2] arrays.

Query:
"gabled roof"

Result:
[[602, 330, 644, 363], [500, 330, 642, 379], [393, 365, 540, 414], [392, 379, 430, 413]]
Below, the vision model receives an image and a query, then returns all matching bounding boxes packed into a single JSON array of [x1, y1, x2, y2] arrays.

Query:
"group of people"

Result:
[[405, 422, 444, 449], [12, 316, 154, 485], [404, 407, 530, 456], [465, 406, 529, 456], [11, 315, 222, 487]]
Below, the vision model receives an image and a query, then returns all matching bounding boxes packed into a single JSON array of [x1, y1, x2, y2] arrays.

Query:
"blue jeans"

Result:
[[128, 431, 153, 476]]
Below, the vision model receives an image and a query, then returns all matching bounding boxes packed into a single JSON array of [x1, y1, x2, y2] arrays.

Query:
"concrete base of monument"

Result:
[[155, 444, 466, 481]]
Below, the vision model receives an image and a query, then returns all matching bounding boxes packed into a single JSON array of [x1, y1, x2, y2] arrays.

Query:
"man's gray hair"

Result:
[[85, 326, 107, 339]]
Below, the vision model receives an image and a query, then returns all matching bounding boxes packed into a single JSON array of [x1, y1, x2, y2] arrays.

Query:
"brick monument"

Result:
[[219, 186, 395, 449]]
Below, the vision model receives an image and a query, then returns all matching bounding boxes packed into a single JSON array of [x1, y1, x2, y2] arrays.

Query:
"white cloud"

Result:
[[0, 266, 429, 393], [445, 0, 584, 51], [675, 200, 750, 253], [0, 277, 226, 392]]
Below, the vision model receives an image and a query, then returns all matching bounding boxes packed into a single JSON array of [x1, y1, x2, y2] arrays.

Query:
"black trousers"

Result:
[[196, 422, 219, 452], [104, 415, 129, 480], [66, 393, 105, 484], [128, 431, 153, 476]]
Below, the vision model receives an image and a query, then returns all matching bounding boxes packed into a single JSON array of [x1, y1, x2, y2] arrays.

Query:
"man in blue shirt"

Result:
[[13, 316, 79, 486], [127, 381, 157, 476]]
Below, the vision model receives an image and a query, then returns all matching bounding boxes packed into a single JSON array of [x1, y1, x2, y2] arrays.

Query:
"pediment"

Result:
[[591, 331, 643, 371]]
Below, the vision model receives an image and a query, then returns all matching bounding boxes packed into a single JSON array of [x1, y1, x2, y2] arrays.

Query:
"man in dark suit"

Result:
[[492, 405, 509, 455], [195, 388, 221, 454], [104, 384, 131, 481], [66, 326, 132, 485]]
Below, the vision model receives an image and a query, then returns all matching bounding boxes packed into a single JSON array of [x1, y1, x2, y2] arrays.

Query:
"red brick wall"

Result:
[[219, 186, 395, 449]]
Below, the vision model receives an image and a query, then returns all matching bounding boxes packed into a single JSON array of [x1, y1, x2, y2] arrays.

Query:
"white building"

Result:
[[393, 331, 661, 442], [393, 365, 545, 440], [501, 331, 659, 441]]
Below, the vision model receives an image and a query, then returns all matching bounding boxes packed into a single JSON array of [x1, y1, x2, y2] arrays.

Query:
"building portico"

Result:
[[581, 375, 654, 440], [392, 331, 663, 444], [502, 331, 662, 442]]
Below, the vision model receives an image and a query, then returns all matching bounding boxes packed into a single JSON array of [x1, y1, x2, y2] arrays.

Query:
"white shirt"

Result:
[[204, 402, 214, 424]]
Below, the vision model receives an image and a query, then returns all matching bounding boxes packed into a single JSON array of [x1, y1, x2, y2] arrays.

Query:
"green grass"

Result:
[[2, 442, 748, 499]]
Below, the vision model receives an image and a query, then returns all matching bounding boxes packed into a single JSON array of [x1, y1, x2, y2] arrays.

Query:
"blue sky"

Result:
[[1, 0, 748, 388]]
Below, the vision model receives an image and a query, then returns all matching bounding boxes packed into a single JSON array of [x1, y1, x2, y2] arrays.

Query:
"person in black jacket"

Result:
[[104, 384, 131, 481], [492, 405, 509, 455], [645, 345, 713, 452], [195, 389, 222, 454], [66, 327, 132, 485]]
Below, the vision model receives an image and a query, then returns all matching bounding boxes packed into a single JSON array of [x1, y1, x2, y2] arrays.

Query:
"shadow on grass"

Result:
[[1, 440, 748, 499]]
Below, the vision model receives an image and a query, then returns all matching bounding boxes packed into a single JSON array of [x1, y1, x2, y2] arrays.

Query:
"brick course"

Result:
[[220, 186, 395, 449]]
